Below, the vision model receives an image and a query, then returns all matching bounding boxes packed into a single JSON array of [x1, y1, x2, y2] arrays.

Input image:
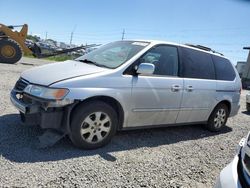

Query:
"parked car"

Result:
[[246, 93, 250, 111], [214, 132, 250, 188], [10, 40, 241, 149]]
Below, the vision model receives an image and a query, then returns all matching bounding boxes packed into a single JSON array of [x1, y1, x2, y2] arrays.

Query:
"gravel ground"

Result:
[[0, 57, 249, 188]]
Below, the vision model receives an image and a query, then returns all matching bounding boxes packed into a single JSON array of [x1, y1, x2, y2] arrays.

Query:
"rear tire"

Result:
[[206, 103, 229, 132], [70, 101, 118, 149], [0, 38, 22, 64]]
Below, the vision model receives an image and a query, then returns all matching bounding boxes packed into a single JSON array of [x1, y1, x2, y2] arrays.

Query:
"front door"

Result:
[[127, 45, 184, 127]]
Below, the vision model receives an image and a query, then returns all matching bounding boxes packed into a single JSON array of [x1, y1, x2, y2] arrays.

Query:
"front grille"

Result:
[[14, 78, 29, 92]]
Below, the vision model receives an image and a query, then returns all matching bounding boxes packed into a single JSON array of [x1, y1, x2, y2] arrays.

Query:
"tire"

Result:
[[206, 103, 229, 132], [0, 38, 22, 64], [70, 101, 118, 149], [247, 103, 250, 112]]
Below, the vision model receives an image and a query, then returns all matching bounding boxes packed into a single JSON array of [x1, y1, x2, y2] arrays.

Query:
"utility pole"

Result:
[[70, 31, 73, 45], [122, 29, 125, 40], [70, 25, 77, 45]]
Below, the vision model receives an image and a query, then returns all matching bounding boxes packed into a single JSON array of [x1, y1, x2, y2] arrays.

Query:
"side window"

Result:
[[140, 45, 179, 76], [181, 47, 215, 79], [211, 55, 236, 81]]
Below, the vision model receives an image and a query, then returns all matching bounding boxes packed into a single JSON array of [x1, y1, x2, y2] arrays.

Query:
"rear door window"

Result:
[[211, 55, 236, 81], [180, 47, 215, 79]]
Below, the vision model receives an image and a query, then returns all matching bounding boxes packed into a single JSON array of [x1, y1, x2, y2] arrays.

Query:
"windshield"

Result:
[[76, 41, 149, 69]]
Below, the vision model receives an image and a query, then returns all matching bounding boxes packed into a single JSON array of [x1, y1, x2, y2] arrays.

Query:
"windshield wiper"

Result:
[[77, 59, 98, 65], [77, 59, 112, 69]]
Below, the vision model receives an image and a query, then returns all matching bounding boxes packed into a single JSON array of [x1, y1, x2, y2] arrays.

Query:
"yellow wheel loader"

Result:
[[0, 23, 97, 64]]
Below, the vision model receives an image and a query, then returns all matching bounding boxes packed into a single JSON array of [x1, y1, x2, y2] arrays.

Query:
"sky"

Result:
[[1, 0, 250, 64]]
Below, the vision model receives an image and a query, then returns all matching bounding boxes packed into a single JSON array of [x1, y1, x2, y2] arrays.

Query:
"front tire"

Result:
[[206, 103, 229, 132], [70, 101, 118, 149]]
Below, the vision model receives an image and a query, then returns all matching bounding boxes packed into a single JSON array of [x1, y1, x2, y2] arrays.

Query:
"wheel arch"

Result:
[[70, 95, 125, 131], [209, 100, 231, 120], [217, 100, 231, 114]]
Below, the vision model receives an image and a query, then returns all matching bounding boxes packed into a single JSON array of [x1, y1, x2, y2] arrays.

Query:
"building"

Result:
[[236, 61, 246, 77]]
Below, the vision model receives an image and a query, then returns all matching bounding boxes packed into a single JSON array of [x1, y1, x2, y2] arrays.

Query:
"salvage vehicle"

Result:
[[10, 40, 241, 149], [214, 132, 250, 188]]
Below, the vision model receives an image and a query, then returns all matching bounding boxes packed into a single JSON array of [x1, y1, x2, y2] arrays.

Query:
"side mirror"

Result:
[[136, 63, 155, 75]]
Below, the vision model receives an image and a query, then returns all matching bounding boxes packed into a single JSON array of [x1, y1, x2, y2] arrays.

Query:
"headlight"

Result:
[[24, 84, 69, 100]]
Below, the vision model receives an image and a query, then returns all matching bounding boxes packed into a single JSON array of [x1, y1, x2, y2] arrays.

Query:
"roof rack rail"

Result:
[[185, 43, 224, 56]]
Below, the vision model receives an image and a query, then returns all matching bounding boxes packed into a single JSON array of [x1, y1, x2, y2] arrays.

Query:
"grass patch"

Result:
[[46, 55, 73, 61], [24, 54, 75, 62]]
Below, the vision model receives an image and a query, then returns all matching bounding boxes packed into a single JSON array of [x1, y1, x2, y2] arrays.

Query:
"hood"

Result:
[[21, 60, 107, 86]]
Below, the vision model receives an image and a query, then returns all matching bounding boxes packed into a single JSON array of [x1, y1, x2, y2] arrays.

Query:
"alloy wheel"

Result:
[[80, 111, 111, 143], [214, 108, 226, 128]]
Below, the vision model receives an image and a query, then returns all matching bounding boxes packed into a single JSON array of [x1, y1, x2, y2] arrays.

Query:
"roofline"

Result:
[[122, 39, 225, 58]]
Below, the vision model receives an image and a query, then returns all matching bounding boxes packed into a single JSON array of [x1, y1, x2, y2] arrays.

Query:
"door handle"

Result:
[[171, 85, 181, 92], [186, 85, 193, 92]]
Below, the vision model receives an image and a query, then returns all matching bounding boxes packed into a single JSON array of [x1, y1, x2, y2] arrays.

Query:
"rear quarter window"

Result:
[[211, 55, 236, 81]]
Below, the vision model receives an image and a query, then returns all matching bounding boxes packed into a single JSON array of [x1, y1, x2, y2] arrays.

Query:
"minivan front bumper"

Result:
[[214, 156, 240, 188], [10, 89, 76, 133], [10, 91, 40, 113], [215, 135, 250, 188], [214, 154, 250, 188]]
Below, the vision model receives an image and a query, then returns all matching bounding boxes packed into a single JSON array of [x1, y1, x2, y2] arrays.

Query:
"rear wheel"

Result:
[[70, 101, 118, 149], [0, 38, 22, 64], [206, 103, 229, 132]]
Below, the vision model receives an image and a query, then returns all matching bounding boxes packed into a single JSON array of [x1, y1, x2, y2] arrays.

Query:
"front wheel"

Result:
[[70, 101, 118, 149], [206, 103, 229, 132]]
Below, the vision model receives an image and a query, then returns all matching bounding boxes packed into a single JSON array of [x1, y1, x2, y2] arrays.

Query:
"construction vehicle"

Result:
[[241, 47, 250, 89], [0, 23, 97, 64]]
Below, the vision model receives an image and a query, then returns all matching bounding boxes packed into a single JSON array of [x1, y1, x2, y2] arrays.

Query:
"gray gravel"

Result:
[[0, 57, 249, 188]]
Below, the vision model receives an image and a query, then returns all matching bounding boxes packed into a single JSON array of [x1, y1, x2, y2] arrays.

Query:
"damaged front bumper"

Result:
[[10, 90, 40, 114], [10, 89, 76, 133]]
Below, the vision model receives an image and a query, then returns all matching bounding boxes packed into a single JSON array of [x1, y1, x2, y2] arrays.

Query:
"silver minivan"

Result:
[[10, 40, 241, 149]]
